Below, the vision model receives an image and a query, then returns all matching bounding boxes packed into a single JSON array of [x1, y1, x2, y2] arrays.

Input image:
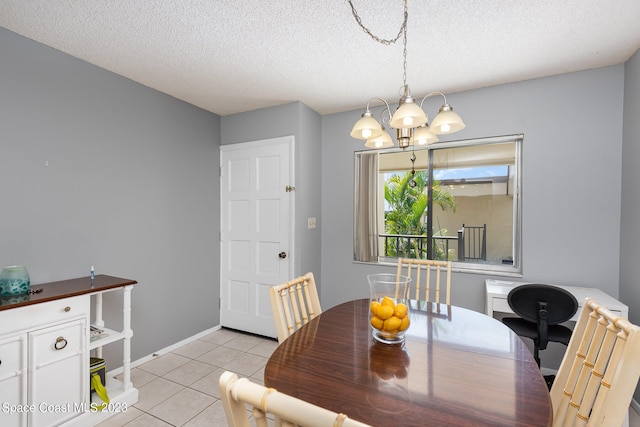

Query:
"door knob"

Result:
[[278, 252, 287, 259]]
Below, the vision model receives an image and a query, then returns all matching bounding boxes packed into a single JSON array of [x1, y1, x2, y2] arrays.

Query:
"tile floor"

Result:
[[96, 327, 640, 427], [97, 328, 278, 427]]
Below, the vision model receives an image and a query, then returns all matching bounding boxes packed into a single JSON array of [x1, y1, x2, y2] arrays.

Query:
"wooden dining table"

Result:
[[264, 299, 552, 427]]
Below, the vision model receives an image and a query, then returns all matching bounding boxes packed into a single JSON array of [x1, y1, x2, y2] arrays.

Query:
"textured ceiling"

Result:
[[2, 1, 640, 116]]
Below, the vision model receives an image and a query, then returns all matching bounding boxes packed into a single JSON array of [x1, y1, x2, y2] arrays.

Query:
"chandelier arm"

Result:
[[378, 107, 390, 126], [366, 97, 393, 122], [418, 92, 447, 109], [347, 0, 408, 46]]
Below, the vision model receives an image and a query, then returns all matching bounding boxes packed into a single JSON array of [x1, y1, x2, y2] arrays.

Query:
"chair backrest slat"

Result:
[[288, 285, 303, 329], [550, 298, 640, 427], [270, 272, 321, 344], [219, 371, 372, 427], [396, 258, 452, 304]]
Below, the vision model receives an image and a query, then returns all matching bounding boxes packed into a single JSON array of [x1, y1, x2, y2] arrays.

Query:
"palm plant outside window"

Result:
[[384, 170, 455, 260]]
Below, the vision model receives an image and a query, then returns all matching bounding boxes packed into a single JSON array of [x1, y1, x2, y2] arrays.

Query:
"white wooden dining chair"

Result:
[[219, 371, 371, 427], [550, 298, 640, 427], [396, 258, 452, 304], [269, 272, 322, 344]]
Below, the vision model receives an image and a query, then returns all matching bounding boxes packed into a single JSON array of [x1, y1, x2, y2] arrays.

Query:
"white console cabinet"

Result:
[[0, 275, 137, 427]]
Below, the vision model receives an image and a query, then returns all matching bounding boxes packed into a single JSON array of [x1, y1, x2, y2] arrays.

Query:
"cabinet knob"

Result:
[[64, 306, 71, 312], [54, 336, 68, 350]]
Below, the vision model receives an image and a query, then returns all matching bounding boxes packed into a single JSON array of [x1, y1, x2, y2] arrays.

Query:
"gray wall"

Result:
[[321, 65, 626, 312], [620, 49, 640, 401], [221, 102, 323, 289], [0, 28, 221, 364]]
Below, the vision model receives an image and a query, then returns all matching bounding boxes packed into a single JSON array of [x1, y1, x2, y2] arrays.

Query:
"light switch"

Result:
[[308, 217, 317, 229]]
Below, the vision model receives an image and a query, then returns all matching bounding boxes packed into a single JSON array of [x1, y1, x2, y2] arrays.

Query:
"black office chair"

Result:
[[502, 284, 578, 375]]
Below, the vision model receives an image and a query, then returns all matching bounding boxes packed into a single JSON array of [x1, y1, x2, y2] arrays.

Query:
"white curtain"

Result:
[[354, 152, 379, 262]]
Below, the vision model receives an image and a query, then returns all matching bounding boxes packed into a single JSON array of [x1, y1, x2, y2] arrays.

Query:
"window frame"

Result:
[[354, 134, 523, 276]]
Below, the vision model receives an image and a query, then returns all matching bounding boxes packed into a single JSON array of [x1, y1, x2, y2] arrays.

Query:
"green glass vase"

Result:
[[0, 265, 30, 296]]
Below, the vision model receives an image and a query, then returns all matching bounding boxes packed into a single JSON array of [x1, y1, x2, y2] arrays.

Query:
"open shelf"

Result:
[[66, 279, 136, 426], [89, 326, 124, 350]]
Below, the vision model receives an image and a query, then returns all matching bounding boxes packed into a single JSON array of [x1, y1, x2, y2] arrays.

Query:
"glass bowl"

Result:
[[367, 273, 411, 344]]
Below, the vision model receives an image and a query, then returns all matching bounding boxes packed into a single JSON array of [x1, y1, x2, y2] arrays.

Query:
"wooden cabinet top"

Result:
[[0, 274, 137, 311]]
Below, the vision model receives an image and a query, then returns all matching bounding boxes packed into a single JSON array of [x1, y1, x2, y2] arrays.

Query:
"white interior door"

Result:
[[220, 136, 294, 338]]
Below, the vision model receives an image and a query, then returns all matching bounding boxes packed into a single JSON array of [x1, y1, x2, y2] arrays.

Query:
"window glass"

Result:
[[354, 135, 522, 274]]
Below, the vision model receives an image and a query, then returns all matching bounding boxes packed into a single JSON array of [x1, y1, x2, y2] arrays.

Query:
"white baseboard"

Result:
[[106, 324, 222, 377]]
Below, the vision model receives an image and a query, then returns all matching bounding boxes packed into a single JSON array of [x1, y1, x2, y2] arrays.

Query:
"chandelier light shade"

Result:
[[365, 126, 394, 148], [350, 109, 383, 140], [348, 0, 465, 149], [389, 92, 428, 129], [429, 103, 465, 135], [412, 124, 439, 145]]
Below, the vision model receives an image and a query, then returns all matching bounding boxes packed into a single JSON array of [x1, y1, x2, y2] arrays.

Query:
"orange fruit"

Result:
[[399, 316, 410, 331], [383, 316, 402, 332], [370, 316, 384, 330], [377, 305, 394, 320], [394, 303, 408, 318], [370, 301, 380, 315], [381, 296, 395, 308]]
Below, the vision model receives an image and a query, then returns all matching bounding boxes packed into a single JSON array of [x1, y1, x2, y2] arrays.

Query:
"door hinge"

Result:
[[286, 185, 295, 192]]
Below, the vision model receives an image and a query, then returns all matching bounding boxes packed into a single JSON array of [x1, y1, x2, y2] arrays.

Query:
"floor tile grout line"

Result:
[[103, 328, 277, 426]]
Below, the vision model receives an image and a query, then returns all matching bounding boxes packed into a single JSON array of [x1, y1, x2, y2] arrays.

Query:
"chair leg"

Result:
[[533, 341, 541, 367], [544, 375, 555, 390]]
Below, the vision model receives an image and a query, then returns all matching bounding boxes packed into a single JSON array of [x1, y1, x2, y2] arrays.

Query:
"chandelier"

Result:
[[348, 0, 465, 149]]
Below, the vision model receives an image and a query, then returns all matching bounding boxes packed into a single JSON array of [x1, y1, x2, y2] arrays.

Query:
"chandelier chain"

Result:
[[347, 0, 408, 46], [402, 18, 408, 90]]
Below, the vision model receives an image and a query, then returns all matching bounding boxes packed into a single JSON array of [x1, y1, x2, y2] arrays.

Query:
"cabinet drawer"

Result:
[[29, 319, 85, 368], [0, 335, 24, 381], [0, 295, 89, 334]]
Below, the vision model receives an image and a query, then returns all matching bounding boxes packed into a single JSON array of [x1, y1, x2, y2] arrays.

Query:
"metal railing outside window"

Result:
[[380, 234, 457, 260]]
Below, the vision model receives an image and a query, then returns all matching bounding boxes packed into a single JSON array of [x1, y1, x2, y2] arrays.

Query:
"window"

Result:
[[354, 134, 522, 274]]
